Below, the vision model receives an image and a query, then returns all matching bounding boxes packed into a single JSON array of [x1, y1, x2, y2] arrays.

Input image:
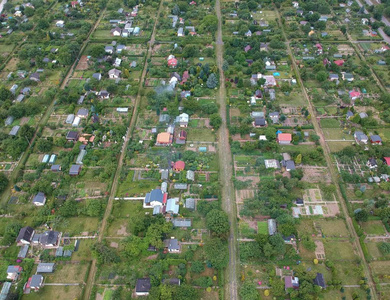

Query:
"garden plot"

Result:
[[303, 189, 323, 203], [236, 189, 255, 204], [335, 156, 368, 177], [337, 44, 355, 55], [370, 261, 390, 283], [75, 55, 90, 70], [314, 240, 326, 260], [361, 220, 387, 236], [301, 167, 331, 183]]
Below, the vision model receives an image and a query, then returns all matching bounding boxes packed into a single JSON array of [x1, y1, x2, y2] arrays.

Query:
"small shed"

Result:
[[9, 126, 20, 136], [37, 263, 55, 273]]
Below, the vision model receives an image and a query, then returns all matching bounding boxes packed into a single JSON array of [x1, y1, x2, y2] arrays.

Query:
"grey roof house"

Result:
[[32, 192, 46, 206], [37, 263, 55, 273]]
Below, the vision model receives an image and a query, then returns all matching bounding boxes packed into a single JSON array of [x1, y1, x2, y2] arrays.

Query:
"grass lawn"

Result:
[[187, 128, 216, 142], [361, 220, 386, 235], [296, 219, 315, 236], [44, 263, 89, 283], [116, 170, 158, 197], [54, 217, 99, 235], [103, 288, 114, 300], [72, 239, 95, 261], [319, 119, 340, 128], [324, 241, 356, 260], [366, 242, 388, 260], [316, 219, 350, 237], [22, 285, 83, 300], [322, 128, 352, 140], [257, 221, 268, 235], [327, 141, 352, 152], [370, 261, 390, 283]]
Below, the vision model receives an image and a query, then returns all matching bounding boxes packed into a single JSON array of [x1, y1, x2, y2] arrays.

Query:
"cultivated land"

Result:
[[0, 0, 390, 299]]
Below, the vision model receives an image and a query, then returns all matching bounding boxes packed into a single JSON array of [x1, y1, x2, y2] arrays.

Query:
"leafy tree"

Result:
[[200, 15, 218, 32], [201, 102, 218, 114], [206, 209, 230, 238], [2, 222, 22, 245], [36, 138, 53, 152], [0, 87, 12, 101], [204, 238, 228, 269], [0, 173, 9, 194], [86, 199, 103, 217], [123, 235, 145, 258], [92, 241, 120, 265], [59, 199, 78, 217], [355, 209, 368, 222], [209, 114, 222, 129], [239, 281, 258, 300], [18, 124, 35, 141], [191, 261, 205, 273], [316, 71, 328, 82], [206, 73, 218, 89], [378, 242, 390, 255], [89, 45, 105, 58]]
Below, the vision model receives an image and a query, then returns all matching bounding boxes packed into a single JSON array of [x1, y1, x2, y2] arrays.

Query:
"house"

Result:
[[319, 16, 328, 22], [183, 198, 195, 211], [295, 198, 304, 206], [281, 160, 296, 171], [260, 43, 269, 52], [21, 87, 31, 95], [255, 90, 263, 98], [176, 113, 189, 127], [37, 263, 55, 273], [111, 27, 121, 36], [173, 161, 185, 172], [77, 108, 89, 118], [0, 282, 11, 299], [359, 112, 368, 119], [172, 219, 192, 228], [10, 84, 18, 95], [144, 189, 166, 208], [245, 30, 252, 37], [66, 131, 79, 141], [285, 276, 299, 291], [40, 231, 60, 248], [346, 111, 353, 120], [130, 61, 137, 68], [349, 91, 361, 100], [77, 95, 85, 105], [98, 90, 110, 99], [56, 20, 65, 27], [30, 73, 40, 82], [33, 192, 46, 206], [367, 158, 378, 169], [166, 238, 180, 252], [92, 73, 102, 81], [69, 164, 81, 176], [268, 219, 277, 235], [136, 278, 151, 296], [383, 157, 390, 166], [174, 183, 187, 190], [105, 45, 114, 54], [277, 133, 292, 144], [51, 165, 61, 172], [180, 91, 191, 98], [269, 112, 279, 124], [28, 274, 44, 291], [186, 170, 195, 181], [7, 265, 22, 281], [4, 116, 14, 126], [156, 132, 173, 145], [167, 55, 178, 68], [177, 27, 184, 37], [370, 135, 382, 145], [9, 126, 20, 136], [166, 198, 179, 214], [108, 68, 121, 79], [264, 159, 280, 169], [116, 44, 126, 54], [329, 74, 339, 81], [76, 149, 87, 164], [16, 226, 35, 245], [253, 117, 267, 127], [264, 58, 276, 70], [244, 45, 251, 52], [342, 73, 354, 82], [334, 59, 344, 66], [313, 273, 326, 289], [361, 18, 369, 25], [113, 58, 121, 67], [18, 245, 29, 258], [354, 131, 368, 144]]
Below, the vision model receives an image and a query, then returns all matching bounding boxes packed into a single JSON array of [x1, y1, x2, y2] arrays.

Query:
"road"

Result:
[[82, 1, 164, 299], [215, 0, 239, 299], [275, 6, 378, 300]]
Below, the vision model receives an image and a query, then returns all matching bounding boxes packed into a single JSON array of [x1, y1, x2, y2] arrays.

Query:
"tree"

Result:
[[316, 71, 328, 82], [201, 102, 218, 114], [204, 238, 228, 269], [355, 209, 368, 222], [123, 235, 144, 258], [209, 114, 222, 130], [200, 15, 218, 32], [0, 86, 12, 101], [191, 261, 205, 273], [295, 153, 302, 164], [2, 222, 22, 245], [92, 241, 120, 265], [86, 199, 103, 217], [18, 124, 35, 141], [206, 73, 218, 89], [36, 138, 53, 153], [239, 281, 258, 300], [206, 209, 230, 238], [89, 45, 105, 57], [0, 173, 9, 194], [59, 199, 78, 217]]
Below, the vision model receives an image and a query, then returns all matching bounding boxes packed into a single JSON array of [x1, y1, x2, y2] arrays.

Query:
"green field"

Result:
[[257, 221, 268, 234], [320, 118, 340, 128], [361, 220, 386, 235]]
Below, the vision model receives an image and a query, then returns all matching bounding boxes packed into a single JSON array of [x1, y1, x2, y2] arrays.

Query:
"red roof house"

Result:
[[168, 58, 178, 68], [384, 157, 390, 166], [244, 45, 251, 52], [181, 70, 189, 84], [349, 91, 361, 100], [334, 59, 344, 66], [173, 161, 185, 172], [277, 133, 292, 144], [315, 43, 323, 50]]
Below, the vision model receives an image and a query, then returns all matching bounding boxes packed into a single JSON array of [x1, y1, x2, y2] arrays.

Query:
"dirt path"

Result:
[[215, 1, 239, 299], [275, 7, 378, 300], [82, 1, 164, 299]]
